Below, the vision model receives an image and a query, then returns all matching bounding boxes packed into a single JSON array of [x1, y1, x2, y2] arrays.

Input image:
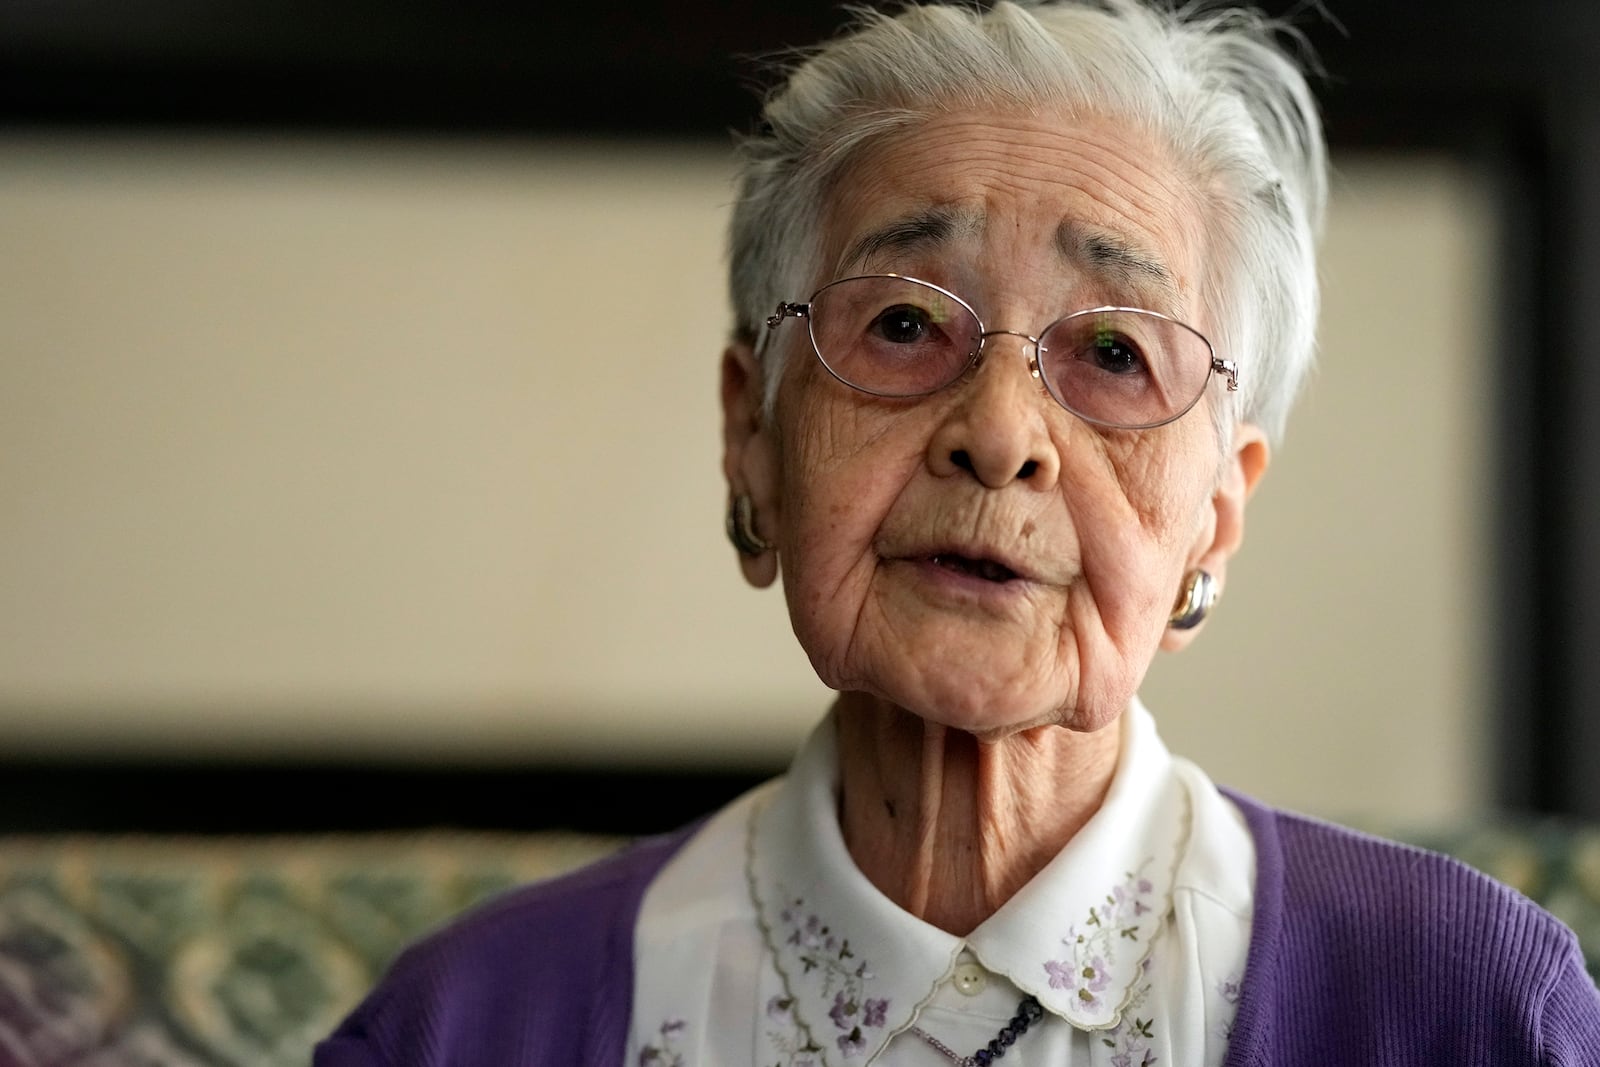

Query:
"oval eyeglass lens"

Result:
[[808, 276, 980, 397], [1038, 310, 1203, 427]]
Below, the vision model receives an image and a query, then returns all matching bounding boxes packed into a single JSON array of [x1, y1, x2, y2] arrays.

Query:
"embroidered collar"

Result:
[[745, 701, 1189, 1065]]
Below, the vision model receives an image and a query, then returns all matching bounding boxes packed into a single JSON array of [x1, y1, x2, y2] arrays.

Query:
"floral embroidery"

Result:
[[1101, 1013, 1158, 1067], [762, 993, 823, 1067], [1212, 971, 1244, 1044], [1042, 861, 1158, 1019], [1099, 967, 1159, 1067], [767, 894, 892, 1060], [637, 1017, 687, 1067]]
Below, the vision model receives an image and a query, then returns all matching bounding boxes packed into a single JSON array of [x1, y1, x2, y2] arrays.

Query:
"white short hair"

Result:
[[727, 0, 1327, 444]]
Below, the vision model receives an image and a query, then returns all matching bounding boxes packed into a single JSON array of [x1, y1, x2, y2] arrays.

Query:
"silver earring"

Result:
[[726, 494, 772, 557], [1168, 569, 1217, 630]]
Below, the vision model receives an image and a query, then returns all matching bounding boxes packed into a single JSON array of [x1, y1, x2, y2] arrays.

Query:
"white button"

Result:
[[952, 961, 987, 996]]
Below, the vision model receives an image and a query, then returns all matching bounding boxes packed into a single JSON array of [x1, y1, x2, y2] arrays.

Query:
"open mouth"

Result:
[[931, 553, 1019, 583]]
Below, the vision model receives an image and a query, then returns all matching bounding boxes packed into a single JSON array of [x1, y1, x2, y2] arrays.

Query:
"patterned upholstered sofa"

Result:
[[2, 822, 1597, 1066]]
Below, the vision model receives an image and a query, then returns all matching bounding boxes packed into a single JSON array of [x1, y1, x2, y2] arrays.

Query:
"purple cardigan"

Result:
[[315, 791, 1600, 1066]]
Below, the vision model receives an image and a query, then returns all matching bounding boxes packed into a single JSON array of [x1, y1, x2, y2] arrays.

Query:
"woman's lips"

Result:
[[878, 526, 1062, 588], [895, 554, 1037, 604], [930, 553, 1019, 583]]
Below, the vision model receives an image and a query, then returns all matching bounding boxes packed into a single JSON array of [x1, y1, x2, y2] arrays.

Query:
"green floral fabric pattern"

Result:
[[0, 834, 621, 1067], [0, 822, 1595, 1067]]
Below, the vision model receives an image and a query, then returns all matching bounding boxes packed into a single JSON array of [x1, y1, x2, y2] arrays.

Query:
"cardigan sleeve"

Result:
[[1539, 944, 1600, 1066], [1222, 789, 1600, 1066], [311, 827, 698, 1067], [313, 1033, 389, 1067]]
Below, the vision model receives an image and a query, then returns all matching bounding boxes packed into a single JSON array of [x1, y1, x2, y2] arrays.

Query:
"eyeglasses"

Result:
[[765, 273, 1236, 430]]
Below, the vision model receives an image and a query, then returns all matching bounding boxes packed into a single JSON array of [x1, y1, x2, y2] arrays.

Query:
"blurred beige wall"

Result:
[[0, 136, 1493, 821]]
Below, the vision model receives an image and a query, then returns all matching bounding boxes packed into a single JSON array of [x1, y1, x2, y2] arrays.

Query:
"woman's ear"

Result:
[[720, 340, 780, 588], [1161, 423, 1270, 651]]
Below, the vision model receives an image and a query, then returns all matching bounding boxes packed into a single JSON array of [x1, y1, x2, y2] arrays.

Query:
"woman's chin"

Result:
[[835, 671, 1098, 738]]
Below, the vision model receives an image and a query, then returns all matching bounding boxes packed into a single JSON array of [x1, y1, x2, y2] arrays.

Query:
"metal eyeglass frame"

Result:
[[764, 273, 1239, 431]]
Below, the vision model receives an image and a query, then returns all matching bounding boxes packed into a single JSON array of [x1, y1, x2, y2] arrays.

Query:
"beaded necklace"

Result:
[[910, 995, 1045, 1066]]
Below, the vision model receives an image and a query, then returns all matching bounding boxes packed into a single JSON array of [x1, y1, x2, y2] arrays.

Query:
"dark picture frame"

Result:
[[4, 0, 1597, 825]]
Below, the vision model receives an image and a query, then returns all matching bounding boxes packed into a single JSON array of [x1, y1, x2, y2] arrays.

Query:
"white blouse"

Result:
[[628, 701, 1254, 1067]]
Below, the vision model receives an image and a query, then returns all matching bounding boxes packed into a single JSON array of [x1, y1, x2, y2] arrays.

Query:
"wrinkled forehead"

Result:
[[831, 206, 1184, 314], [815, 109, 1210, 320]]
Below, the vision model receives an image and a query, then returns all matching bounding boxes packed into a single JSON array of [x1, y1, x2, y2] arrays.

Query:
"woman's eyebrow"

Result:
[[1056, 222, 1181, 311], [840, 212, 1182, 309], [840, 206, 976, 272]]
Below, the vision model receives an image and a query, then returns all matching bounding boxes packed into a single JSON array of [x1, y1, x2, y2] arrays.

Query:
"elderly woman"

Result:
[[316, 2, 1600, 1064]]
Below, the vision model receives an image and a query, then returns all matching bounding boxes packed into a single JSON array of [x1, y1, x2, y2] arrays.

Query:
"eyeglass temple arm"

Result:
[[1213, 357, 1239, 393], [766, 302, 809, 330]]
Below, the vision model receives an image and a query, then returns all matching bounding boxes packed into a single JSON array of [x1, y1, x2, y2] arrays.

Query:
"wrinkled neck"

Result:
[[834, 693, 1121, 937]]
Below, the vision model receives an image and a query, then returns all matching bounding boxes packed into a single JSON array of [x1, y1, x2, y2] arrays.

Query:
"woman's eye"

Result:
[[1086, 330, 1147, 375], [870, 305, 931, 344]]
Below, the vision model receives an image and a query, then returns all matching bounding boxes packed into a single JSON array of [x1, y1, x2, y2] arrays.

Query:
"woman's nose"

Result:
[[925, 334, 1062, 490]]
